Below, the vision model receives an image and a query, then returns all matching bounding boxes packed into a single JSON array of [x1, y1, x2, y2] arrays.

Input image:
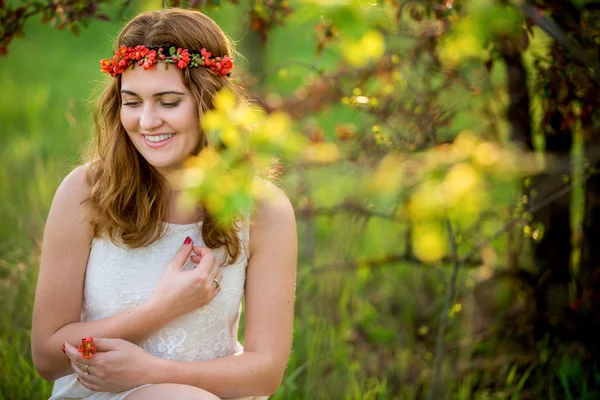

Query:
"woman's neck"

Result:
[[164, 190, 205, 225], [154, 166, 204, 224]]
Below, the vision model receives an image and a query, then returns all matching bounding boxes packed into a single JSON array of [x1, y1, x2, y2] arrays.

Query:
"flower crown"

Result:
[[100, 45, 234, 78]]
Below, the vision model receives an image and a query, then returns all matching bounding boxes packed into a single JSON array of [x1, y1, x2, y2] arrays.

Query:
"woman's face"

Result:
[[120, 64, 201, 173]]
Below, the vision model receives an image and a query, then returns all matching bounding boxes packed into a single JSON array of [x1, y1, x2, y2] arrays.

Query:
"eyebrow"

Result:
[[120, 90, 186, 97]]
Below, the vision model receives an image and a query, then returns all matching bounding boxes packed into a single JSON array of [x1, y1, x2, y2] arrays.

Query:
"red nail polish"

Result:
[[61, 343, 66, 353], [184, 236, 192, 245]]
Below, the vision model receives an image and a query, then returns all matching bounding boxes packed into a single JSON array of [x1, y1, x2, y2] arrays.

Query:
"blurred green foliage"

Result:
[[0, 5, 131, 397]]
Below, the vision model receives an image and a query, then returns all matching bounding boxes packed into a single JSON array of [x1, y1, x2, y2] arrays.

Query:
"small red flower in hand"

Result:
[[78, 336, 97, 359]]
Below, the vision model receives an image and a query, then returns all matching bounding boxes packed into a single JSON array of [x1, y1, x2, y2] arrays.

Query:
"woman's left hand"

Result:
[[64, 338, 152, 392]]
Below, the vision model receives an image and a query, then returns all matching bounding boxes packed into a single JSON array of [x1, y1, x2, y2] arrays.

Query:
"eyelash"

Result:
[[122, 101, 181, 108]]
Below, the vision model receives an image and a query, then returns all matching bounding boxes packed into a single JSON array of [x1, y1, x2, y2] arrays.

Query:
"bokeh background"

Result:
[[2, 0, 600, 399]]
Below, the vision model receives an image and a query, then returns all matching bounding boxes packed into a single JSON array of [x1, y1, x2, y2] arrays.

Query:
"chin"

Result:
[[141, 156, 183, 171]]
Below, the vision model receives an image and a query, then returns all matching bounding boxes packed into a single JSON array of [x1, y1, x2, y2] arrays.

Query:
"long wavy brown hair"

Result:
[[86, 8, 245, 261]]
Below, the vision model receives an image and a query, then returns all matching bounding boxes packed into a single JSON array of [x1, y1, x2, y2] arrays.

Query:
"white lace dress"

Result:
[[50, 221, 266, 400]]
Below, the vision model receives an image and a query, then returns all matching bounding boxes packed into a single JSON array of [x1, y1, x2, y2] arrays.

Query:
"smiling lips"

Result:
[[142, 133, 176, 148]]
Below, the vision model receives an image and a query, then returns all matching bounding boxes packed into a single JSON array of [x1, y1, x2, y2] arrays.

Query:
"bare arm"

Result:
[[147, 182, 298, 397], [31, 166, 177, 381]]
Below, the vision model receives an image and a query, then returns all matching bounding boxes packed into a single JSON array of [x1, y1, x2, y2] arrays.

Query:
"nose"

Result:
[[139, 104, 163, 131]]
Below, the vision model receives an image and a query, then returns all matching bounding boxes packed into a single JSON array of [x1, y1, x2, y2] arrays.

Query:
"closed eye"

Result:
[[162, 101, 180, 108]]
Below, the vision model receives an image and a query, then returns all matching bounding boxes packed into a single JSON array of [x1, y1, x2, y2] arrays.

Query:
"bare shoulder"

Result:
[[36, 164, 93, 305], [45, 164, 93, 240], [249, 179, 296, 255], [251, 179, 295, 229], [53, 164, 90, 208]]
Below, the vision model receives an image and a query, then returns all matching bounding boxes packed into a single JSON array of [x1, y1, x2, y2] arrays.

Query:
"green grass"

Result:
[[0, 5, 128, 398]]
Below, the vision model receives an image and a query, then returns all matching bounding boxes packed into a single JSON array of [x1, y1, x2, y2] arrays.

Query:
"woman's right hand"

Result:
[[148, 237, 223, 320]]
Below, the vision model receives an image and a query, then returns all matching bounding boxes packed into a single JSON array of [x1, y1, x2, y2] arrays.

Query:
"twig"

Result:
[[425, 171, 593, 397], [253, 58, 418, 148], [303, 171, 595, 274], [305, 252, 482, 273], [295, 203, 404, 222], [427, 218, 461, 400], [515, 1, 600, 85], [460, 171, 594, 265]]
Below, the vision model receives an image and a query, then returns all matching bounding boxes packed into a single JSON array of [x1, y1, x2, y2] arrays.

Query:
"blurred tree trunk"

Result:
[[238, 0, 268, 90], [241, 28, 267, 87], [507, 0, 600, 359]]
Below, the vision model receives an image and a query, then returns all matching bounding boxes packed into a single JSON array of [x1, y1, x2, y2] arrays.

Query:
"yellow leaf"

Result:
[[302, 142, 341, 164], [372, 153, 403, 194], [444, 162, 479, 200], [409, 181, 446, 219], [213, 88, 237, 112], [263, 112, 291, 142], [362, 30, 385, 61], [193, 147, 221, 170], [285, 134, 309, 155], [240, 106, 264, 128], [413, 225, 447, 262], [201, 110, 224, 133], [217, 173, 239, 196], [205, 191, 223, 214], [473, 142, 500, 167], [341, 30, 385, 68], [179, 165, 205, 189], [438, 20, 486, 68], [221, 126, 241, 148], [453, 130, 479, 154], [449, 303, 462, 317]]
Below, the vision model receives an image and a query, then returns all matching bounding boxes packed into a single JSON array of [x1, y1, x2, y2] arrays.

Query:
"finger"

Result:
[[73, 359, 88, 371], [192, 245, 213, 257], [212, 270, 223, 290], [207, 263, 219, 281], [71, 359, 103, 387], [64, 341, 96, 365], [194, 249, 217, 272], [70, 360, 90, 378], [168, 237, 195, 269], [211, 282, 222, 297], [190, 255, 201, 264], [90, 337, 123, 352], [77, 377, 103, 392]]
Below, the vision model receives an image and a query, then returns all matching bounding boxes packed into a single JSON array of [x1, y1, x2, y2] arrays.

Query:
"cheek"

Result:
[[174, 105, 200, 135], [119, 109, 130, 131], [120, 108, 137, 133]]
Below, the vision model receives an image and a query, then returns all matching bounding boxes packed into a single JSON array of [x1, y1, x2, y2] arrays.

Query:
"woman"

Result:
[[31, 8, 297, 400]]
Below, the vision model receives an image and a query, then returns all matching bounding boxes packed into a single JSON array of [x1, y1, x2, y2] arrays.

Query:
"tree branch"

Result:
[[427, 217, 461, 400], [295, 202, 404, 222], [306, 252, 482, 273]]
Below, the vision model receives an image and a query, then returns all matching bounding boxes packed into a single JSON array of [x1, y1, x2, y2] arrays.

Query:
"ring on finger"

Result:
[[213, 278, 220, 288], [85, 364, 90, 375]]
